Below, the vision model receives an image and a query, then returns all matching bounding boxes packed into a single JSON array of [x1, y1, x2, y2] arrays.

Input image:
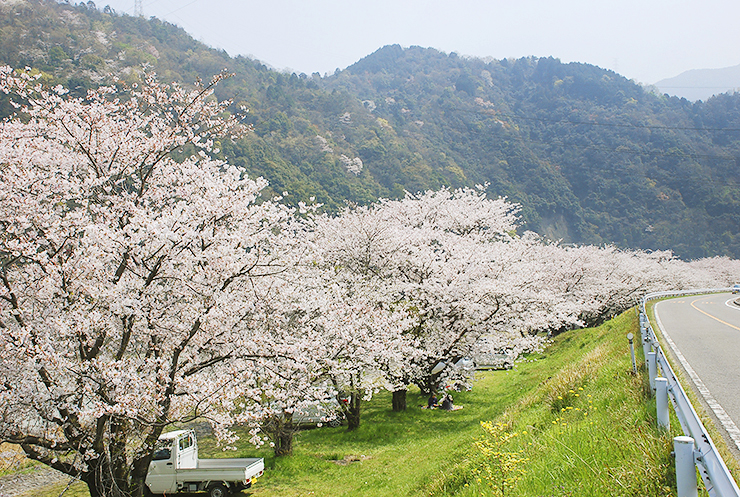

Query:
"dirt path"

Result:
[[0, 466, 71, 497]]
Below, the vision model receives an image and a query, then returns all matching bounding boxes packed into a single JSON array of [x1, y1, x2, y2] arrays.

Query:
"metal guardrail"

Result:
[[641, 289, 740, 497]]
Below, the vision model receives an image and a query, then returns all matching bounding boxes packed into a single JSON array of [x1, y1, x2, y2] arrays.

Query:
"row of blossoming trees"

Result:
[[1, 69, 738, 497]]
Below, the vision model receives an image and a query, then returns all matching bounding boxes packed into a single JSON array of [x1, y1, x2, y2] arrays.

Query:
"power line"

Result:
[[159, 0, 201, 18], [658, 86, 740, 90], [442, 104, 740, 132], [493, 111, 740, 133], [433, 108, 740, 165], [434, 107, 740, 163], [545, 142, 737, 164]]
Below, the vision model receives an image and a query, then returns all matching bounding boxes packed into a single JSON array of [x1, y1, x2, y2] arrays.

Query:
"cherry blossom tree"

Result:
[[530, 243, 706, 330], [683, 256, 740, 288], [311, 188, 562, 405], [234, 274, 349, 453], [396, 228, 564, 395], [300, 276, 418, 430], [260, 264, 419, 431], [0, 68, 301, 497]]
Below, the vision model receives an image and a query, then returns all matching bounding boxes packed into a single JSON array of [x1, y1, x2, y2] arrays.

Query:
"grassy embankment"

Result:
[[13, 308, 707, 496]]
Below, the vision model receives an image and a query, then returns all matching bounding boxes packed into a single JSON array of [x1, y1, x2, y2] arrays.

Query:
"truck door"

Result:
[[145, 443, 176, 493], [177, 432, 197, 469]]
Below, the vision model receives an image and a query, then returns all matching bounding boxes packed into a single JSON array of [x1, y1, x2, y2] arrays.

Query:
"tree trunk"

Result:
[[416, 375, 438, 396], [130, 456, 154, 497], [262, 412, 296, 457], [346, 392, 362, 431], [273, 425, 294, 457], [392, 389, 407, 411], [82, 456, 129, 497], [21, 434, 145, 497], [110, 416, 130, 493]]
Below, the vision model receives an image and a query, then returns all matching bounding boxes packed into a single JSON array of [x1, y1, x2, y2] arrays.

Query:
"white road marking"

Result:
[[725, 297, 740, 311]]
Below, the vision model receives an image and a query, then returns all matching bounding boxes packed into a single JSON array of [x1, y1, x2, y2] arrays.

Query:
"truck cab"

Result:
[[146, 430, 263, 496]]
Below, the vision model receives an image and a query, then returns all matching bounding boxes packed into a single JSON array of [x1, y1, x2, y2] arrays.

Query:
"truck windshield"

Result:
[[152, 440, 172, 461]]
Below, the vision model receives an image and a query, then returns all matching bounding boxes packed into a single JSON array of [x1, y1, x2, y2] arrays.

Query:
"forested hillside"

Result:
[[2, 0, 740, 259], [324, 46, 740, 259]]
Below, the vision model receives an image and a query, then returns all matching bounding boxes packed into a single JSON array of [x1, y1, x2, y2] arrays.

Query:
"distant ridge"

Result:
[[654, 64, 740, 101]]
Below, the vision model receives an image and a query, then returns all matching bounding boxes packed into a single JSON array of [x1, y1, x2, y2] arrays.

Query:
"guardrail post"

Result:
[[674, 436, 698, 497], [643, 335, 652, 370], [627, 333, 637, 374], [656, 377, 669, 430], [648, 351, 657, 393]]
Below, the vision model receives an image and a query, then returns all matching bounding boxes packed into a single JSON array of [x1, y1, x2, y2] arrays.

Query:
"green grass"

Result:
[[18, 308, 694, 496]]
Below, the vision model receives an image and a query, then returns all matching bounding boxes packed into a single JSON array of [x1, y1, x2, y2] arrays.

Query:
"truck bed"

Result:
[[196, 458, 263, 470], [172, 457, 264, 484]]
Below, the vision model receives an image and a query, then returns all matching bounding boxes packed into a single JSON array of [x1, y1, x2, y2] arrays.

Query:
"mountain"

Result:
[[2, 0, 740, 260], [321, 46, 740, 258], [654, 64, 740, 102]]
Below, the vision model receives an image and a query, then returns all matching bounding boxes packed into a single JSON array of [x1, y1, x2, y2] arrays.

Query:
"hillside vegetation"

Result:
[[1, 0, 740, 259]]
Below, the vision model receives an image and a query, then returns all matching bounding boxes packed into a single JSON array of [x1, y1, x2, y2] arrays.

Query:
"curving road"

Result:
[[654, 292, 740, 453]]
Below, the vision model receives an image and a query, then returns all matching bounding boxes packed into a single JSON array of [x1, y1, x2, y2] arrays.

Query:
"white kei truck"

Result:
[[145, 430, 264, 497]]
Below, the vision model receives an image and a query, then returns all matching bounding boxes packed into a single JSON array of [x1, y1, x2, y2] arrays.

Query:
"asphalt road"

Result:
[[654, 292, 740, 450]]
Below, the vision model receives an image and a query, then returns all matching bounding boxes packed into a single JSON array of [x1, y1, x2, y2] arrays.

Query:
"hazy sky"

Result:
[[99, 0, 740, 85]]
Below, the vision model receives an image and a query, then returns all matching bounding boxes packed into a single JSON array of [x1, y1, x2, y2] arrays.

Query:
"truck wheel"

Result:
[[208, 483, 229, 497]]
